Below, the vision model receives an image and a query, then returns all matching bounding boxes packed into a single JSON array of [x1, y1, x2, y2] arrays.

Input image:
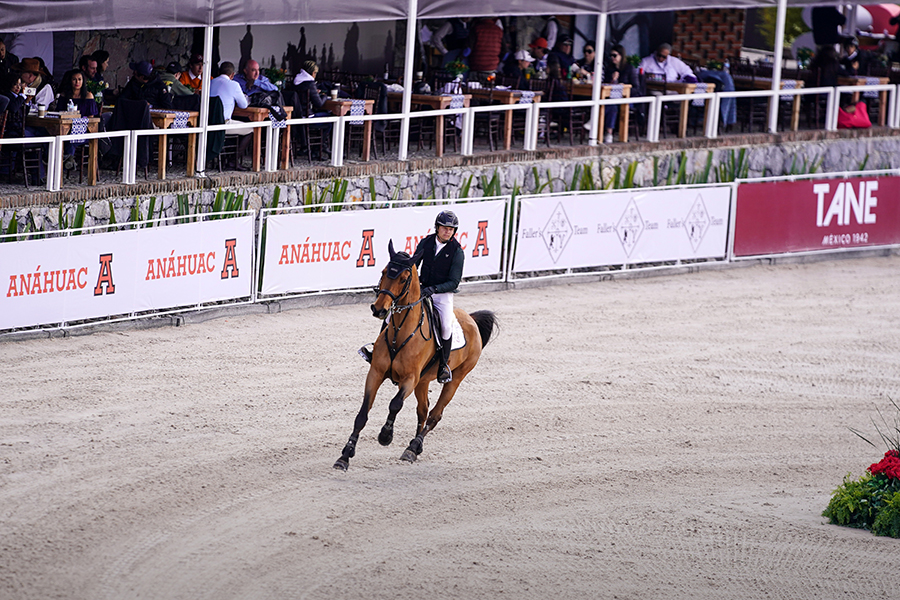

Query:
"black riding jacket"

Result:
[[412, 233, 464, 294]]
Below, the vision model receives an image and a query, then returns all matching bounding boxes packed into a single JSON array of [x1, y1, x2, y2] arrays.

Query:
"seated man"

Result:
[[78, 55, 98, 82], [504, 49, 534, 89], [17, 57, 55, 110], [528, 37, 549, 73], [160, 62, 197, 96], [209, 61, 249, 123], [234, 59, 278, 96], [120, 60, 173, 109], [178, 54, 203, 93], [840, 37, 876, 77], [549, 36, 576, 74], [639, 43, 696, 85]]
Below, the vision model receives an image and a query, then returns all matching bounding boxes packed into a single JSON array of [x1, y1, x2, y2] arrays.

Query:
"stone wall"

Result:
[[2, 133, 898, 234], [673, 9, 745, 64], [74, 29, 195, 92]]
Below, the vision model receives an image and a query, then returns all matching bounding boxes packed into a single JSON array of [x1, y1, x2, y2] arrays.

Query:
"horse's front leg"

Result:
[[378, 377, 417, 446], [334, 368, 386, 471]]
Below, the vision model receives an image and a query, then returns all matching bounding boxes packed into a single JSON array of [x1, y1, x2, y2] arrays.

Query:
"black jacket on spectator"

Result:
[[120, 72, 173, 109], [841, 49, 877, 76], [295, 79, 328, 112], [603, 62, 642, 97]]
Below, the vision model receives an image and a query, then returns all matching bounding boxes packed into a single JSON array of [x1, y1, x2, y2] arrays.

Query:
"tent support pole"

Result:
[[768, 0, 787, 133], [196, 25, 214, 176], [590, 13, 607, 146], [398, 0, 419, 162]]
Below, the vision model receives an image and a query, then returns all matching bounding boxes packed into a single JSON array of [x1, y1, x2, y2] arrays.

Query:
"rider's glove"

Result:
[[421, 286, 435, 298]]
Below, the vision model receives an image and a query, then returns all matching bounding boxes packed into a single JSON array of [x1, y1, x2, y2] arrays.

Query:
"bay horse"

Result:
[[333, 240, 497, 471]]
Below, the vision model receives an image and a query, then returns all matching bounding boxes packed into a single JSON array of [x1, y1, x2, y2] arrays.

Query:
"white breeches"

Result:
[[432, 292, 454, 339]]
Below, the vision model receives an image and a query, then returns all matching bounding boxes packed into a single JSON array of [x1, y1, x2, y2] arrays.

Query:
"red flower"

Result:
[[869, 450, 900, 480]]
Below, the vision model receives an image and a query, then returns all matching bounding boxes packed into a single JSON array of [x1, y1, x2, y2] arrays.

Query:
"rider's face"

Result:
[[436, 225, 455, 243]]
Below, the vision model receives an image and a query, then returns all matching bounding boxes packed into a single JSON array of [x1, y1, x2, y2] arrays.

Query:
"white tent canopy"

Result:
[[0, 0, 855, 32]]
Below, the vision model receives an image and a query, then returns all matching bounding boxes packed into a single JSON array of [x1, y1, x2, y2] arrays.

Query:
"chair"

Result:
[[294, 88, 328, 162], [470, 85, 502, 152], [565, 80, 588, 145], [107, 98, 152, 178], [364, 84, 400, 154], [1, 104, 45, 187]]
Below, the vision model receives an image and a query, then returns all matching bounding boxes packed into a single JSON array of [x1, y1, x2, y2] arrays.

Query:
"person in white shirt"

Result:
[[639, 43, 696, 86], [209, 61, 249, 127]]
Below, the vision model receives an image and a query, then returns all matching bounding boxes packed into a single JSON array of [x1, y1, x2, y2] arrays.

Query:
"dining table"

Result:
[[148, 109, 199, 179], [320, 98, 375, 161], [731, 76, 805, 131], [386, 92, 472, 157], [645, 80, 716, 138], [25, 112, 101, 186], [837, 76, 890, 125], [466, 88, 543, 150], [232, 105, 294, 171], [570, 82, 633, 142]]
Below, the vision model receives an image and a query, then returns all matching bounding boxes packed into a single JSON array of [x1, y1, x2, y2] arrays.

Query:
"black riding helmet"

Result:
[[435, 210, 459, 231]]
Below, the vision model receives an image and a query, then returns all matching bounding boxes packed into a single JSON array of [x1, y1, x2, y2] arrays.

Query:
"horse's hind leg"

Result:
[[401, 378, 461, 462], [334, 370, 385, 471]]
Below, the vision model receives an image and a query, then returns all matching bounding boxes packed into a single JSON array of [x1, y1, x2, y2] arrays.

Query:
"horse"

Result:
[[333, 240, 497, 471]]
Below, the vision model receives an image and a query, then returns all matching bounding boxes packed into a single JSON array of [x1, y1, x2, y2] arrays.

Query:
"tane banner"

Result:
[[734, 176, 900, 257], [1, 216, 254, 330], [512, 187, 731, 273], [260, 201, 506, 295]]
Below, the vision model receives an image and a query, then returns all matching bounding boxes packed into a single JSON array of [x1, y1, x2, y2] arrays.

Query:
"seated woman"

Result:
[[575, 41, 596, 76], [56, 69, 98, 117], [292, 60, 330, 117], [602, 44, 640, 143]]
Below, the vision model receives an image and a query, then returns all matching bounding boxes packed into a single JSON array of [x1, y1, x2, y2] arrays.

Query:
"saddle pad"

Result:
[[450, 316, 466, 351]]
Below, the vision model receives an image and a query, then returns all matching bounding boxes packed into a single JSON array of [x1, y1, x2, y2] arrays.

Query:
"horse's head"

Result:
[[371, 239, 418, 319]]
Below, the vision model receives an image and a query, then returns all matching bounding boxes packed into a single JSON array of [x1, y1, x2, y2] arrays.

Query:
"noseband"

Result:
[[374, 259, 432, 366]]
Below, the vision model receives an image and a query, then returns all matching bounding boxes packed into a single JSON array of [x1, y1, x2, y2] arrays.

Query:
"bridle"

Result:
[[374, 263, 432, 364]]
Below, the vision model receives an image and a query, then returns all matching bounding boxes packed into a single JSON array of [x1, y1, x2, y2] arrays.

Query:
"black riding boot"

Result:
[[359, 321, 388, 363], [437, 335, 453, 384]]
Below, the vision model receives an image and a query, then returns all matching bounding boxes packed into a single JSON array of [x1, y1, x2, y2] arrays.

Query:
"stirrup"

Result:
[[358, 344, 373, 364], [437, 365, 452, 384]]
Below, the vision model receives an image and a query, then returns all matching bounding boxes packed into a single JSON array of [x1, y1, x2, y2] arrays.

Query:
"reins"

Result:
[[376, 266, 433, 367]]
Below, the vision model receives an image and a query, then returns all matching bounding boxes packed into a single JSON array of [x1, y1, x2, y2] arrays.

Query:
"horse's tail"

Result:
[[469, 310, 498, 348]]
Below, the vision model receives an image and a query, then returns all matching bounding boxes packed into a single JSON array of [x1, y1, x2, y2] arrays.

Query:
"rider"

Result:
[[359, 210, 464, 384]]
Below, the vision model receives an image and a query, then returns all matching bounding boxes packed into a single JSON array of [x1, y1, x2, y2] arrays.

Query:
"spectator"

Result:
[[209, 61, 249, 122], [430, 18, 471, 68], [179, 54, 203, 93], [160, 62, 196, 96], [639, 43, 695, 84], [467, 17, 504, 75], [78, 55, 98, 82], [841, 37, 876, 76], [809, 44, 842, 87], [17, 57, 55, 110], [504, 49, 534, 89], [234, 59, 278, 95], [528, 37, 550, 73], [575, 41, 597, 75], [0, 39, 18, 80], [540, 15, 561, 51], [292, 60, 330, 115], [602, 44, 640, 143], [549, 36, 576, 74], [0, 71, 26, 134], [120, 60, 173, 109], [57, 69, 95, 106], [90, 50, 109, 83]]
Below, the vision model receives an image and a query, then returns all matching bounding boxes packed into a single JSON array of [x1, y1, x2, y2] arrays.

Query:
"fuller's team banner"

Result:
[[1, 216, 254, 330], [260, 200, 506, 295], [733, 176, 900, 257], [512, 187, 731, 273]]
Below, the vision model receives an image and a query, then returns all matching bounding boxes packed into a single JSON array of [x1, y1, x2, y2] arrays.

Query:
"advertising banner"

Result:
[[733, 176, 900, 257], [1, 216, 254, 330], [260, 201, 506, 295], [512, 187, 731, 273]]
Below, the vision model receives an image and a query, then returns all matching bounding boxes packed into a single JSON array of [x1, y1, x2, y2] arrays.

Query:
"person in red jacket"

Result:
[[468, 18, 503, 75]]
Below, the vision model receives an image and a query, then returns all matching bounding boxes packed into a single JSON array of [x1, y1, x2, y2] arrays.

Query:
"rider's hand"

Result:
[[421, 286, 435, 298]]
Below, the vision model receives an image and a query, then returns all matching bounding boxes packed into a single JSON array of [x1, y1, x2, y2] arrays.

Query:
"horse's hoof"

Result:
[[378, 427, 393, 446], [400, 449, 418, 463], [333, 458, 349, 471]]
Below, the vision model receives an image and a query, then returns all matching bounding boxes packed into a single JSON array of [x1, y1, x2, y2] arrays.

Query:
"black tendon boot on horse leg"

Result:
[[437, 335, 452, 384]]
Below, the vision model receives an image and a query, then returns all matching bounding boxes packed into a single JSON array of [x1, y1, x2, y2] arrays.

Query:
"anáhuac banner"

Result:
[[733, 176, 900, 257], [260, 200, 507, 296], [1, 216, 254, 331], [512, 187, 731, 274]]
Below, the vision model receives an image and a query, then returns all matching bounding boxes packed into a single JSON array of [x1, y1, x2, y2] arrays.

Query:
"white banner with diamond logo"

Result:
[[512, 186, 731, 273]]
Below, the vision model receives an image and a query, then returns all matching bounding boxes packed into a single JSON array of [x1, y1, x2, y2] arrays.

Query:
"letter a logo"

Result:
[[356, 229, 376, 267], [220, 239, 240, 279], [472, 220, 490, 257], [93, 254, 116, 296]]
